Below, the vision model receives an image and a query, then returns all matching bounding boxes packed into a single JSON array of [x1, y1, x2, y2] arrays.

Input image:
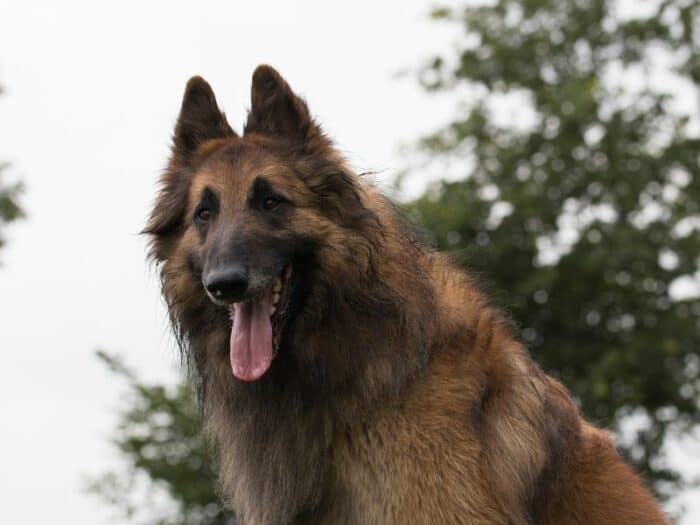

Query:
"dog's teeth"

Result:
[[273, 292, 280, 305], [273, 279, 282, 293]]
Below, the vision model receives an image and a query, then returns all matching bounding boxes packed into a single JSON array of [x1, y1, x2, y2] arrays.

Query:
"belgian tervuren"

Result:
[[145, 65, 668, 524]]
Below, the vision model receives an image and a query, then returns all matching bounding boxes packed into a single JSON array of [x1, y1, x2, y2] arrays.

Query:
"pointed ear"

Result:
[[245, 65, 324, 150], [144, 78, 234, 244], [173, 76, 236, 162]]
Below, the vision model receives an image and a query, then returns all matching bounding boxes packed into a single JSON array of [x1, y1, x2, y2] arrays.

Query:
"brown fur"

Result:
[[146, 65, 668, 524]]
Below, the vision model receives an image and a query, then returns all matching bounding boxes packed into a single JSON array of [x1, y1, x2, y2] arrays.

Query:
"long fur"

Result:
[[146, 66, 668, 524]]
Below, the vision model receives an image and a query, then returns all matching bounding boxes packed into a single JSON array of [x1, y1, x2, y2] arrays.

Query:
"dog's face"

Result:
[[185, 145, 318, 381], [191, 149, 305, 306], [147, 66, 376, 382]]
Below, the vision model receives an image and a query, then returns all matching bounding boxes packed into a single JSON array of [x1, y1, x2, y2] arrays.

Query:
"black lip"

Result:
[[271, 264, 295, 351]]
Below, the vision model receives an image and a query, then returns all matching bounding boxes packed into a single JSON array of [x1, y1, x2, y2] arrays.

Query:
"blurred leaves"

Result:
[[0, 80, 24, 255], [87, 352, 233, 525], [409, 0, 700, 500]]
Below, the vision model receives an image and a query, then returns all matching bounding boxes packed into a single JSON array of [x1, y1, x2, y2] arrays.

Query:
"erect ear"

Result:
[[244, 65, 326, 151], [173, 76, 236, 163], [144, 78, 234, 244]]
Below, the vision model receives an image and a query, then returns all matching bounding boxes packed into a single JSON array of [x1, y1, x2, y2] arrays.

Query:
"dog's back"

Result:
[[324, 265, 667, 524]]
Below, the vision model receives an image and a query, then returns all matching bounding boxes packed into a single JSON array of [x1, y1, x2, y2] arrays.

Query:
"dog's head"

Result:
[[146, 66, 381, 382]]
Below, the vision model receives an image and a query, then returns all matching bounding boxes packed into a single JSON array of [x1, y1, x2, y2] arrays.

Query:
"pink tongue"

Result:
[[230, 292, 273, 381]]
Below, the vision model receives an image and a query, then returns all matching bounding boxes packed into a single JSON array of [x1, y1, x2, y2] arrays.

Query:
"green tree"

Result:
[[88, 352, 232, 525], [0, 83, 24, 254], [408, 0, 700, 498]]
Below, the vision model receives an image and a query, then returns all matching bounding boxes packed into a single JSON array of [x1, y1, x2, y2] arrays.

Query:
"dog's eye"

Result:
[[262, 196, 281, 211], [196, 207, 212, 221]]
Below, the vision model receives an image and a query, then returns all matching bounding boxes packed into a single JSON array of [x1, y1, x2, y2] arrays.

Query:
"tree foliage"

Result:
[[0, 83, 24, 255], [88, 352, 232, 525], [408, 0, 700, 496]]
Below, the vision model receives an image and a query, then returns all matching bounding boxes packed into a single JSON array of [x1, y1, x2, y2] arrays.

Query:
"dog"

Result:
[[145, 65, 668, 524]]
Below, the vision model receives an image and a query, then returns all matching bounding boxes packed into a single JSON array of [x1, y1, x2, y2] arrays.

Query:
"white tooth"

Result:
[[270, 306, 276, 316], [273, 292, 280, 305], [273, 279, 282, 293]]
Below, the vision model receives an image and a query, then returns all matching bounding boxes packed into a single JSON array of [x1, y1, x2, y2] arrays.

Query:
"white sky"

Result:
[[0, 0, 697, 523]]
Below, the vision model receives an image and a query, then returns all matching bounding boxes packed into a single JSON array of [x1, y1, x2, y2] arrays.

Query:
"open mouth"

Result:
[[228, 264, 293, 381]]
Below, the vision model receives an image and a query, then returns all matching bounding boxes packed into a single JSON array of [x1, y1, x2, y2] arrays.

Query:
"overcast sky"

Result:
[[0, 0, 697, 523]]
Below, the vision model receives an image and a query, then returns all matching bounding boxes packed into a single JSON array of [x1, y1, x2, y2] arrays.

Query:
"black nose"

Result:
[[204, 264, 249, 303]]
